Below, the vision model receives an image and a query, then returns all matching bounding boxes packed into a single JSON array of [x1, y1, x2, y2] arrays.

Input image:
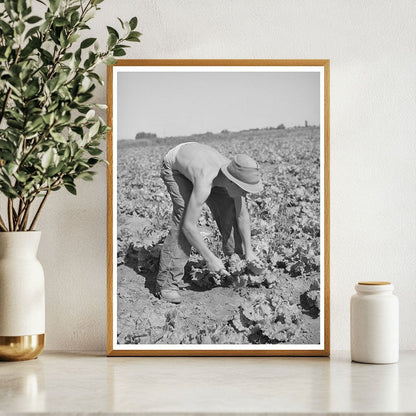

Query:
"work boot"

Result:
[[160, 289, 181, 304], [177, 281, 191, 289]]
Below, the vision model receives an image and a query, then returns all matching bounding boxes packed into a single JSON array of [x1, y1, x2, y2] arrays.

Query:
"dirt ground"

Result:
[[117, 264, 320, 345]]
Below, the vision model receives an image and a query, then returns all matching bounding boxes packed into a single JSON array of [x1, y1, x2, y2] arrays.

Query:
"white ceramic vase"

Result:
[[0, 231, 45, 360]]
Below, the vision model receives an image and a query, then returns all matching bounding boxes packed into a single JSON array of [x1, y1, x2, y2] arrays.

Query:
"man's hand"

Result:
[[245, 250, 258, 263], [206, 256, 226, 274], [245, 251, 265, 275]]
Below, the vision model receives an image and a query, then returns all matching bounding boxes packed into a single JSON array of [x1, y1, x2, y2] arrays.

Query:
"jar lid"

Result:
[[355, 281, 394, 294], [358, 281, 391, 285]]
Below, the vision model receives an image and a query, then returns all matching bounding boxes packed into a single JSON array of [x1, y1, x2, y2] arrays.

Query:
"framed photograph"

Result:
[[107, 60, 330, 356]]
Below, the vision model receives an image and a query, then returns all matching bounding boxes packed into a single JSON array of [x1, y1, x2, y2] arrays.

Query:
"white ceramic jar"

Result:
[[350, 281, 399, 364]]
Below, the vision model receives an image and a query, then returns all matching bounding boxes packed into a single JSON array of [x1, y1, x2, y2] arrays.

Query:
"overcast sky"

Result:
[[117, 71, 320, 139]]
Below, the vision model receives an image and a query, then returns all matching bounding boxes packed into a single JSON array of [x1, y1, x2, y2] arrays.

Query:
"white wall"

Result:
[[37, 0, 416, 351]]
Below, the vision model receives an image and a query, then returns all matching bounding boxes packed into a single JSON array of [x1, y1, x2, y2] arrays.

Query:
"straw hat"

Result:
[[221, 154, 263, 194]]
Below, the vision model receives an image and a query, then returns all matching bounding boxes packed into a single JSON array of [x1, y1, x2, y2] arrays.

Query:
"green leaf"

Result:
[[129, 17, 138, 30], [14, 171, 28, 183], [75, 93, 93, 104], [76, 160, 90, 169], [54, 17, 69, 27], [56, 112, 71, 125], [103, 56, 117, 65], [61, 52, 72, 61], [7, 119, 24, 129], [17, 0, 26, 14], [21, 37, 41, 56], [59, 30, 67, 47], [0, 183, 18, 198], [26, 15, 42, 24], [85, 109, 95, 120], [63, 147, 70, 160], [70, 11, 80, 26], [57, 85, 71, 100], [40, 48, 53, 64], [129, 30, 141, 38], [42, 112, 55, 125], [3, 46, 12, 59], [88, 120, 100, 138], [80, 37, 96, 49], [49, 0, 60, 13], [71, 126, 84, 136], [68, 33, 80, 44], [87, 147, 102, 156], [77, 171, 95, 181], [106, 26, 119, 39], [24, 83, 39, 98], [45, 164, 63, 177], [5, 162, 18, 176], [16, 21, 25, 35], [4, 0, 16, 19], [64, 183, 77, 195], [87, 158, 99, 166], [41, 148, 54, 169], [48, 76, 60, 92], [50, 131, 67, 143], [22, 4, 32, 17], [107, 33, 117, 49], [25, 117, 44, 134], [83, 9, 95, 22], [126, 32, 141, 42], [0, 20, 13, 35], [113, 47, 126, 57], [88, 72, 103, 85], [0, 141, 14, 152]]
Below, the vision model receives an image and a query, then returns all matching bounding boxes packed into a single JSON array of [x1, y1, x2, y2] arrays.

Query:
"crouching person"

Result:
[[156, 142, 263, 304]]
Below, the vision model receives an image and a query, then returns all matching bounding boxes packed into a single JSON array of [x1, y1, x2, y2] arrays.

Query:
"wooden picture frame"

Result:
[[107, 60, 330, 356]]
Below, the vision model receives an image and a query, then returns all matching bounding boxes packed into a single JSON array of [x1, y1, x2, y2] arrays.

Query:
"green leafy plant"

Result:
[[0, 0, 140, 231]]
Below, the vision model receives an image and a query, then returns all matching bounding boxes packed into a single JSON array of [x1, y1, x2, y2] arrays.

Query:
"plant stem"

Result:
[[0, 214, 8, 231], [20, 200, 33, 231], [14, 199, 23, 230], [7, 199, 14, 231], [29, 189, 50, 231], [14, 199, 27, 231]]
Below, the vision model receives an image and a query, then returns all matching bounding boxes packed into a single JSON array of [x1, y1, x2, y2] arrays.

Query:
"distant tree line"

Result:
[[133, 123, 319, 142], [135, 132, 157, 140]]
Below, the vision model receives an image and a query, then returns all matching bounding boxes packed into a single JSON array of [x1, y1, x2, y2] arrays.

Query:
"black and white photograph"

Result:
[[108, 61, 329, 355]]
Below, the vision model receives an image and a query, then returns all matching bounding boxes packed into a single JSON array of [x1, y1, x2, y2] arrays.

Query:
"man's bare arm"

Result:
[[182, 182, 225, 271], [234, 196, 255, 260]]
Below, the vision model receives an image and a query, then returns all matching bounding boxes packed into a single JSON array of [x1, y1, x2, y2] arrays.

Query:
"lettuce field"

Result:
[[116, 126, 322, 345]]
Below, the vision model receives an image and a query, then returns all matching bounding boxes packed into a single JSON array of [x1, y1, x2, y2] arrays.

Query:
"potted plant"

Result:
[[0, 0, 140, 360]]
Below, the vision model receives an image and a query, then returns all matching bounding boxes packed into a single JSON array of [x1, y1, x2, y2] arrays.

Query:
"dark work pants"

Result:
[[156, 161, 242, 291]]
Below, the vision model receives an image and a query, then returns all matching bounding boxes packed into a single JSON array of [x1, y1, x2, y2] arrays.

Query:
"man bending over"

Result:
[[157, 142, 263, 304]]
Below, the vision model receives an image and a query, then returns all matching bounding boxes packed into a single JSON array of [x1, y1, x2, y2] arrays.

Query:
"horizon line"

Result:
[[118, 123, 320, 141]]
